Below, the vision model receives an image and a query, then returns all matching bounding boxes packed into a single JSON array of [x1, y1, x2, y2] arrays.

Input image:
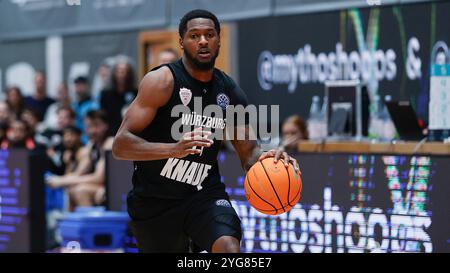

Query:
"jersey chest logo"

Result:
[[179, 87, 192, 106], [217, 93, 230, 110]]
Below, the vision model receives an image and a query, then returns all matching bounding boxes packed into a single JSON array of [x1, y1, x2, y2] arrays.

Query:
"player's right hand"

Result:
[[171, 129, 213, 158]]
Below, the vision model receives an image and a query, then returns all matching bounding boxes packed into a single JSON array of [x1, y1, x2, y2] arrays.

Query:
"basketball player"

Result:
[[112, 9, 300, 253]]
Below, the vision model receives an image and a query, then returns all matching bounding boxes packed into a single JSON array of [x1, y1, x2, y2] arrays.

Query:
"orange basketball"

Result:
[[244, 157, 302, 215]]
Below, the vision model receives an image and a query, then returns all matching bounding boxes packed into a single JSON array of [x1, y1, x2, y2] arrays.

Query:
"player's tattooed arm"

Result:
[[112, 67, 212, 161], [231, 125, 300, 174]]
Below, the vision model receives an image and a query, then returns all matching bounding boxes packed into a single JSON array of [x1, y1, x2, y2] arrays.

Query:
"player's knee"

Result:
[[212, 236, 240, 253]]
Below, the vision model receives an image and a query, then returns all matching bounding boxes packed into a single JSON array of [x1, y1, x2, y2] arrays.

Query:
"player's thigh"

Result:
[[128, 217, 189, 253], [185, 198, 242, 253], [127, 192, 189, 253]]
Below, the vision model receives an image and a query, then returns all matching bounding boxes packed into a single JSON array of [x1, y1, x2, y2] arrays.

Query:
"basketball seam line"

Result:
[[285, 163, 291, 207], [254, 185, 301, 213], [247, 172, 278, 213], [289, 187, 301, 206], [254, 186, 301, 212], [259, 161, 286, 212], [255, 187, 301, 212]]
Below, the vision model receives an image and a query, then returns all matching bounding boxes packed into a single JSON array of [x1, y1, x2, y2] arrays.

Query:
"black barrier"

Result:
[[0, 149, 46, 253], [106, 151, 450, 253]]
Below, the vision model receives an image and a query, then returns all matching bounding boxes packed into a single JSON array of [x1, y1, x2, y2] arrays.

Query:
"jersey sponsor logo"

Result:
[[181, 112, 226, 130], [215, 199, 231, 207], [160, 158, 212, 190], [216, 93, 230, 110], [179, 87, 192, 106]]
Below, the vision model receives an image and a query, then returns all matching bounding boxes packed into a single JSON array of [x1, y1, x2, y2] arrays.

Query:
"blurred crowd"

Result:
[[2, 56, 140, 213], [4, 49, 183, 211]]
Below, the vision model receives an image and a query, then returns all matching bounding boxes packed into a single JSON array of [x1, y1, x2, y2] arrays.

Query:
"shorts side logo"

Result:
[[215, 199, 231, 207]]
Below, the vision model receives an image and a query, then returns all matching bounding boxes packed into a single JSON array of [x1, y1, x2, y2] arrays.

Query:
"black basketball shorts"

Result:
[[126, 185, 242, 253]]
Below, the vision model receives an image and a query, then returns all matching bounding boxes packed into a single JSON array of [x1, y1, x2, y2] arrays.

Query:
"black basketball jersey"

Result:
[[131, 59, 248, 199]]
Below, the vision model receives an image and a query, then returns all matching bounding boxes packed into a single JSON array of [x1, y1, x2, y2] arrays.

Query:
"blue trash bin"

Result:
[[58, 207, 130, 250]]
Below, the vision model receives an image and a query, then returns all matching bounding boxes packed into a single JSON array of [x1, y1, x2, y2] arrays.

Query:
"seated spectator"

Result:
[[61, 125, 83, 174], [38, 106, 76, 174], [72, 76, 98, 143], [0, 123, 7, 144], [47, 110, 113, 211], [91, 61, 112, 102], [37, 105, 76, 149], [43, 83, 71, 130], [281, 115, 309, 152], [1, 119, 36, 150], [24, 71, 55, 121], [0, 103, 12, 145], [45, 124, 82, 249], [0, 101, 12, 125], [99, 57, 137, 136], [46, 124, 82, 176], [6, 86, 25, 119], [21, 107, 44, 137]]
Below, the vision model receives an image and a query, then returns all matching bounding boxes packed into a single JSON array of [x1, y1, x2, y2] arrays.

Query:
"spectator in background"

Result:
[[281, 115, 309, 152], [21, 107, 43, 137], [38, 106, 76, 174], [1, 119, 35, 150], [46, 124, 82, 176], [47, 110, 113, 211], [91, 61, 112, 102], [0, 102, 11, 143], [24, 71, 55, 121], [72, 76, 98, 143], [156, 48, 179, 65], [6, 86, 25, 119], [61, 125, 83, 175], [0, 101, 12, 125], [0, 123, 8, 145], [43, 83, 71, 130], [100, 57, 137, 136]]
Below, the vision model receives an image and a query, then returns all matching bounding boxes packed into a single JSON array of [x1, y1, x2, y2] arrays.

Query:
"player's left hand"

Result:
[[258, 148, 301, 175]]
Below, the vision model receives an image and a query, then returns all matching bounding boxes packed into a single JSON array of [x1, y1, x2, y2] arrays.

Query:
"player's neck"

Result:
[[182, 57, 214, 83]]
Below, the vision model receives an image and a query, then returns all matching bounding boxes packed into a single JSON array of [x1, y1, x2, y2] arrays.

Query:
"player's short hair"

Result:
[[179, 9, 220, 38]]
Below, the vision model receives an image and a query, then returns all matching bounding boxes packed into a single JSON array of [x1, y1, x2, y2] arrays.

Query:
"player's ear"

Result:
[[179, 37, 184, 50]]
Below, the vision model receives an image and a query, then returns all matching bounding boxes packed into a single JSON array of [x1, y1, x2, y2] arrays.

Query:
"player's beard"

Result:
[[184, 48, 219, 71]]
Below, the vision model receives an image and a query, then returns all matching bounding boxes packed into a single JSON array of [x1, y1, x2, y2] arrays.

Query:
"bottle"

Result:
[[307, 96, 322, 140], [319, 96, 328, 138], [381, 95, 397, 141], [368, 96, 377, 140], [369, 95, 383, 140]]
